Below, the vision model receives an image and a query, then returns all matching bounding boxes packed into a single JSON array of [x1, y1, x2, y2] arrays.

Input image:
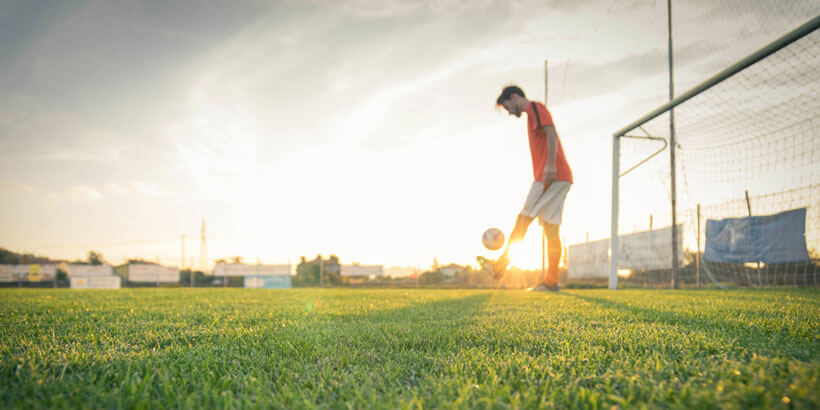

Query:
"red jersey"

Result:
[[525, 101, 573, 184]]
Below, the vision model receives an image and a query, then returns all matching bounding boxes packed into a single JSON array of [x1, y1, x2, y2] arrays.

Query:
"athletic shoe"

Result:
[[476, 256, 506, 279], [527, 283, 560, 292], [476, 256, 494, 275], [491, 257, 509, 279]]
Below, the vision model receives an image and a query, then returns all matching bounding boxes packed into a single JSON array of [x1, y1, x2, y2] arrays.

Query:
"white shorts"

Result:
[[520, 180, 571, 225]]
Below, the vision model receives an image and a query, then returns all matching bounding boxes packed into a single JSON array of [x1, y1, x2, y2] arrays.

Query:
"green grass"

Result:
[[1, 288, 818, 409]]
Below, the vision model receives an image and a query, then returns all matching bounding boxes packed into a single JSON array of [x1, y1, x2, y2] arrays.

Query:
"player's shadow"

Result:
[[565, 293, 817, 361]]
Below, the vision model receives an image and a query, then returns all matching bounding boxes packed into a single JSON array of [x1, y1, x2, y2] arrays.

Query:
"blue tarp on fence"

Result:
[[243, 275, 292, 289], [705, 208, 809, 264]]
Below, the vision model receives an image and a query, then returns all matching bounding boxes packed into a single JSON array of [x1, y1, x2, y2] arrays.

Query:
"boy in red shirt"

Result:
[[484, 85, 573, 292]]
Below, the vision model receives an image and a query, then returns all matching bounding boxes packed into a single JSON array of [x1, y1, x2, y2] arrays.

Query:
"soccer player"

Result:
[[484, 85, 573, 292]]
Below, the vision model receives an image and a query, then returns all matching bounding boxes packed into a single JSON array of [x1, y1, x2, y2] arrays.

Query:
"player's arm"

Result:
[[541, 124, 558, 183]]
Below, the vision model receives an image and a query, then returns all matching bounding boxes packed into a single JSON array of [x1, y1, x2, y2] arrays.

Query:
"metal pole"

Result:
[[697, 204, 701, 289], [667, 0, 679, 289], [745, 190, 764, 288], [585, 232, 590, 288], [649, 215, 654, 288], [544, 59, 549, 106], [181, 234, 185, 274], [610, 134, 620, 290]]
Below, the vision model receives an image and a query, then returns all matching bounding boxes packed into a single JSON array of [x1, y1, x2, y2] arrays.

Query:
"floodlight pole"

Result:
[[667, 0, 680, 289], [544, 59, 548, 104]]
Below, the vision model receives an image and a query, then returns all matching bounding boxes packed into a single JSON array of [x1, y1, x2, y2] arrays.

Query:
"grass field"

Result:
[[1, 288, 818, 408]]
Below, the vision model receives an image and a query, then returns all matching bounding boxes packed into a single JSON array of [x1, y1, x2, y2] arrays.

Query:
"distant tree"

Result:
[[454, 267, 476, 286], [55, 266, 69, 286], [213, 256, 244, 265], [180, 269, 213, 286], [294, 258, 319, 286], [125, 258, 156, 265], [87, 250, 105, 265], [420, 270, 445, 285], [0, 248, 53, 264], [0, 248, 19, 264], [298, 256, 323, 286], [294, 255, 342, 287]]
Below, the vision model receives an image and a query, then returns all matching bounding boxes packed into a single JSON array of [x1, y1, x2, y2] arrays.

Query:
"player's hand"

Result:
[[542, 180, 553, 193], [543, 166, 557, 181], [542, 168, 557, 192]]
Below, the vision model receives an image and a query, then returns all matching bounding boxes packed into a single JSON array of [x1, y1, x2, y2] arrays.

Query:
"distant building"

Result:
[[384, 266, 419, 278], [439, 263, 468, 278]]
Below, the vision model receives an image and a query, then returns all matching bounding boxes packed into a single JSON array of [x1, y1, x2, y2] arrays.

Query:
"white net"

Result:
[[614, 9, 819, 288]]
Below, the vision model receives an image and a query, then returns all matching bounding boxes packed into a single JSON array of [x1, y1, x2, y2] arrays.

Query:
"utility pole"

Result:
[[181, 234, 186, 282], [199, 219, 208, 272]]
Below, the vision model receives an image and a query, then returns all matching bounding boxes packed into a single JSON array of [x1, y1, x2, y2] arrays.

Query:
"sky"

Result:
[[1, 0, 816, 271]]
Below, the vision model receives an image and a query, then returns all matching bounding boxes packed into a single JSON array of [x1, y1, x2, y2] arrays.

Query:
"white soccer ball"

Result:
[[482, 228, 505, 251]]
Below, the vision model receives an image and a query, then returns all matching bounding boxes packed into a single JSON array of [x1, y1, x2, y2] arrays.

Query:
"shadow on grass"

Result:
[[566, 292, 818, 361], [1, 292, 494, 408]]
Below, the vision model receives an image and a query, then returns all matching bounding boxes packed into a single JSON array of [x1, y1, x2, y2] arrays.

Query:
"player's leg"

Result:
[[532, 181, 571, 289], [543, 222, 561, 286], [495, 213, 535, 272], [491, 181, 546, 275]]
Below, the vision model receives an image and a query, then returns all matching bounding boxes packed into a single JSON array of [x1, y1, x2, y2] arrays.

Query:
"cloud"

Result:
[[102, 183, 131, 196], [303, 0, 524, 19], [546, 39, 733, 107], [100, 181, 173, 198], [0, 0, 267, 96], [1, 181, 35, 193], [130, 181, 163, 197], [65, 185, 103, 202]]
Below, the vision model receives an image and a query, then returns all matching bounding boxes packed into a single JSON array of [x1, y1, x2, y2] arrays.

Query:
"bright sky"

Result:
[[1, 0, 815, 271]]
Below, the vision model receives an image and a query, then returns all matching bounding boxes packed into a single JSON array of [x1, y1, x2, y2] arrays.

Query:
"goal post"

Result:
[[610, 15, 820, 289]]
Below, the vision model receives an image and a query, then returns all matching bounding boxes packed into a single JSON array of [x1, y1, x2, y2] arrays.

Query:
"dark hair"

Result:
[[496, 85, 526, 106]]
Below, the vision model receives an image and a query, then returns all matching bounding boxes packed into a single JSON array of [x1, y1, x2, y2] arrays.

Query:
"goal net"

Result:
[[611, 8, 819, 288]]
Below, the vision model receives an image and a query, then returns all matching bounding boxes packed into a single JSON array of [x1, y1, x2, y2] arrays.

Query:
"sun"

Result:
[[503, 231, 568, 271]]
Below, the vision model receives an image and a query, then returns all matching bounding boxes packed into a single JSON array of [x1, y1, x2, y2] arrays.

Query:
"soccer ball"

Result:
[[482, 228, 505, 251]]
